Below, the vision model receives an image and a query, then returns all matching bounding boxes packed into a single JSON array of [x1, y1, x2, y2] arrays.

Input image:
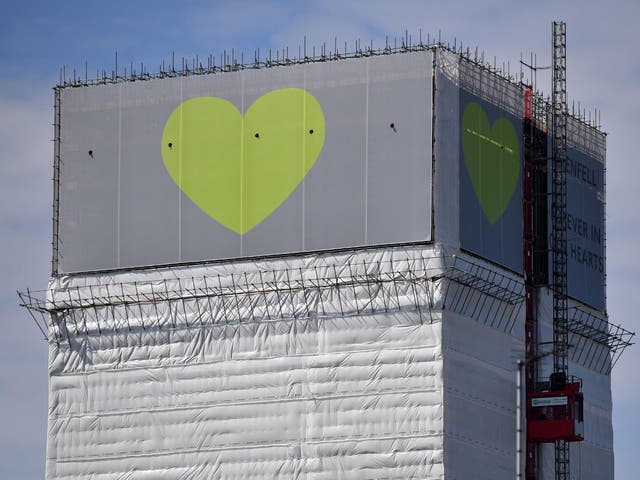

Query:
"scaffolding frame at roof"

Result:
[[20, 253, 525, 345]]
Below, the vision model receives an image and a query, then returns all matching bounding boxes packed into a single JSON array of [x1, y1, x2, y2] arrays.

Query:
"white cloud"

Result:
[[0, 85, 53, 223]]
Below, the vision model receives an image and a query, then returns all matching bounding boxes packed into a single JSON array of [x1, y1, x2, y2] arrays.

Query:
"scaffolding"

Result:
[[19, 253, 525, 347], [55, 30, 523, 93], [551, 20, 570, 480], [567, 306, 634, 374]]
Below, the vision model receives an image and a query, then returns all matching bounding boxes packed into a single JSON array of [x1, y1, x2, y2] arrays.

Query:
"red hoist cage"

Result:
[[528, 376, 584, 443]]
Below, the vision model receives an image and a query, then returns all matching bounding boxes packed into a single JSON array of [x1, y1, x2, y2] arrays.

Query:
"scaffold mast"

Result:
[[551, 20, 570, 480]]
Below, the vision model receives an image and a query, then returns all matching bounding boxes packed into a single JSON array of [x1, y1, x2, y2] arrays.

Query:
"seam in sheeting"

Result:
[[51, 346, 441, 376], [52, 431, 444, 463], [49, 305, 440, 349], [51, 328, 443, 374], [444, 386, 514, 415], [50, 385, 441, 420], [49, 406, 440, 440], [444, 432, 512, 459]]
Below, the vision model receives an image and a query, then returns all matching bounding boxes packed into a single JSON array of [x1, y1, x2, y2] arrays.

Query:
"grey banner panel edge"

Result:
[[56, 51, 434, 273]]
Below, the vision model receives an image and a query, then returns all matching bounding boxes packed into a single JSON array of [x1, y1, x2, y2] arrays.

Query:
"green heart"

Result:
[[161, 88, 325, 234], [462, 102, 520, 224]]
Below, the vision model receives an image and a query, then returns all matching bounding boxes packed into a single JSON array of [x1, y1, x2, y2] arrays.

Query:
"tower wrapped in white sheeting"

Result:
[[19, 43, 628, 480]]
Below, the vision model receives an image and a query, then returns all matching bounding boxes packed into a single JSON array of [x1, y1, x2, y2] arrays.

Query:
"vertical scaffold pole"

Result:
[[551, 20, 569, 480], [52, 87, 62, 276]]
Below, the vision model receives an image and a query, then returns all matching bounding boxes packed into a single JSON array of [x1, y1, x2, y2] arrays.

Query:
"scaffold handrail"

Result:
[[438, 256, 526, 305], [55, 34, 525, 96], [18, 253, 527, 343], [567, 306, 634, 354]]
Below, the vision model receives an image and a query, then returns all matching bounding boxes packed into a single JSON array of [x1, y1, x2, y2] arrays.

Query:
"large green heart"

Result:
[[461, 102, 520, 224], [161, 88, 325, 234]]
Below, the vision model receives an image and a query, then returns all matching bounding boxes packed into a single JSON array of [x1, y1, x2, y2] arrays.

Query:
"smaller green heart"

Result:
[[461, 102, 520, 224], [161, 88, 325, 234]]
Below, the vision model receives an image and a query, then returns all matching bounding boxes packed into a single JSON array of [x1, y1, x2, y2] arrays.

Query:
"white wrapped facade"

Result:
[[44, 245, 527, 479]]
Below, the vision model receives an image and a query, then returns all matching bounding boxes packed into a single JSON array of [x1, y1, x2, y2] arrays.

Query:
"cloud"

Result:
[[0, 84, 53, 223]]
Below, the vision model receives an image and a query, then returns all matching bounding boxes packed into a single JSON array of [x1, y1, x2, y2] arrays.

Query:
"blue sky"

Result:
[[1, 1, 638, 478]]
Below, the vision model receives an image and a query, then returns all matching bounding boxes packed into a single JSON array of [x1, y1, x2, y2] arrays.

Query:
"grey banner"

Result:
[[58, 52, 433, 272]]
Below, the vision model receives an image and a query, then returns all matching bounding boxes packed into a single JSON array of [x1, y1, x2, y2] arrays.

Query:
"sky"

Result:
[[1, 0, 638, 478]]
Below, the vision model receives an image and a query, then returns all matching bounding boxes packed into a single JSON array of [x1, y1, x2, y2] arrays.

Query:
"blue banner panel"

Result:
[[459, 90, 523, 273], [566, 145, 606, 311]]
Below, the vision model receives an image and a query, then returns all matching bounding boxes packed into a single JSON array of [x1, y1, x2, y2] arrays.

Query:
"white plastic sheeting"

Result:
[[44, 244, 531, 479], [443, 310, 524, 479], [46, 246, 447, 479]]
